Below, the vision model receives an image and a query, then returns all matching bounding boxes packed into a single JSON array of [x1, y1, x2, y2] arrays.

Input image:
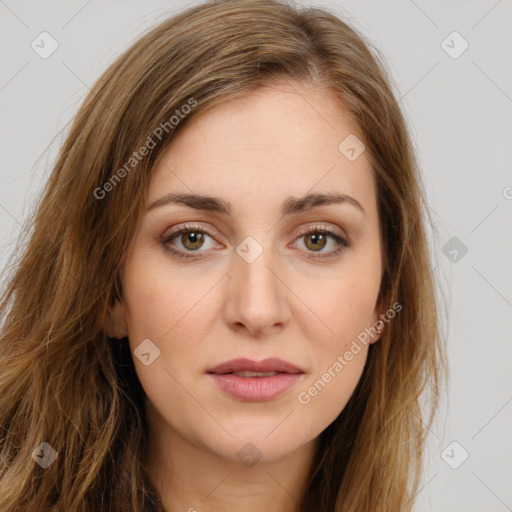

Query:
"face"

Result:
[[106, 80, 384, 466]]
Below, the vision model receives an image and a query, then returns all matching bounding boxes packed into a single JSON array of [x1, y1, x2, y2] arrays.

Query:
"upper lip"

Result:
[[208, 357, 304, 375]]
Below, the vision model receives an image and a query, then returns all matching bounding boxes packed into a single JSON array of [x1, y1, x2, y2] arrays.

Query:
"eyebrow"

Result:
[[146, 192, 366, 218]]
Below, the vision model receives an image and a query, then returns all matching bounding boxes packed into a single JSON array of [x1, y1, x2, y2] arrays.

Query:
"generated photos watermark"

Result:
[[297, 301, 402, 405], [93, 97, 197, 200]]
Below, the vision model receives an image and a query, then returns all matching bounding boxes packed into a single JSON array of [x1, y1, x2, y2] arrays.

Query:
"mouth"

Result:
[[207, 357, 305, 402]]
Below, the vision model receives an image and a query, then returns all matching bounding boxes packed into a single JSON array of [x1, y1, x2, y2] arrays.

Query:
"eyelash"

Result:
[[160, 223, 350, 260]]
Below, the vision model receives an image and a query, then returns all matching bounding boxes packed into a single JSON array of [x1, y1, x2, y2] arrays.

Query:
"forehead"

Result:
[[148, 82, 376, 215]]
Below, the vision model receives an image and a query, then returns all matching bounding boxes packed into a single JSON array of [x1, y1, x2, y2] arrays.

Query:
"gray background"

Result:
[[1, 1, 511, 510]]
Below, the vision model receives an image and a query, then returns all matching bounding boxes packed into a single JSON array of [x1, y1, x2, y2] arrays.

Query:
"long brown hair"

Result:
[[0, 0, 447, 510]]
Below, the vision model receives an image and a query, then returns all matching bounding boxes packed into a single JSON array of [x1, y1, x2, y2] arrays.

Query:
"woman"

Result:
[[0, 0, 447, 510]]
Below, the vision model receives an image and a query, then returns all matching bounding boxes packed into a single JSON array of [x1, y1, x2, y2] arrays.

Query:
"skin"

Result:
[[105, 79, 384, 512]]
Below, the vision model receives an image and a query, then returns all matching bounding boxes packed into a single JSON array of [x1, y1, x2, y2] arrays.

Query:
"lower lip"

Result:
[[208, 372, 304, 402]]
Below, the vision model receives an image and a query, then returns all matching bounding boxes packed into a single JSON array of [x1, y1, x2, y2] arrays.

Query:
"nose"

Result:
[[222, 236, 290, 337]]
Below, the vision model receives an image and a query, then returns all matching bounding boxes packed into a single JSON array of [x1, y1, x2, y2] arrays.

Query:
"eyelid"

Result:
[[295, 222, 349, 242], [163, 222, 223, 241]]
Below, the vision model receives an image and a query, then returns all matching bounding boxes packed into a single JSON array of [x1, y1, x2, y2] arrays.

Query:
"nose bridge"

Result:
[[224, 232, 287, 334]]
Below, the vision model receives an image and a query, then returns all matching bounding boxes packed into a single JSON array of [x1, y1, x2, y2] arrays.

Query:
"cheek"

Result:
[[121, 254, 221, 403], [121, 249, 216, 343], [121, 262, 212, 433], [293, 340, 368, 442], [292, 266, 380, 353], [287, 267, 378, 429]]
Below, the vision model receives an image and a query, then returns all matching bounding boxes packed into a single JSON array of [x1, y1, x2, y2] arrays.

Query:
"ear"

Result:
[[103, 299, 128, 339], [368, 299, 386, 345]]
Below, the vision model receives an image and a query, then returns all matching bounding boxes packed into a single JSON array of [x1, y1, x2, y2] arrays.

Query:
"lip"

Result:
[[208, 373, 304, 402], [207, 357, 305, 402], [207, 357, 304, 375]]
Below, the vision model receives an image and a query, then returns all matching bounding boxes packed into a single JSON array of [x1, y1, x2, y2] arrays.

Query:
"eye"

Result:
[[160, 223, 350, 260], [160, 223, 219, 259], [293, 224, 350, 259]]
